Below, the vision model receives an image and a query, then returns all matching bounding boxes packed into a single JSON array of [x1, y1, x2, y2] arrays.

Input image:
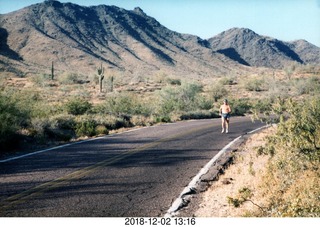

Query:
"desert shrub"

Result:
[[58, 72, 78, 84], [130, 115, 156, 126], [64, 98, 92, 115], [74, 116, 97, 137], [102, 92, 151, 117], [196, 95, 213, 110], [155, 115, 171, 123], [294, 76, 320, 95], [251, 98, 274, 123], [31, 74, 49, 86], [266, 79, 291, 99], [0, 93, 29, 150], [87, 114, 130, 130], [30, 117, 50, 139], [180, 110, 218, 120], [227, 187, 254, 208], [166, 77, 181, 85], [208, 82, 229, 102], [95, 125, 108, 135], [49, 113, 76, 130], [29, 114, 73, 141], [7, 88, 61, 119], [252, 98, 273, 113], [46, 114, 76, 141], [173, 82, 203, 111], [243, 77, 265, 92], [156, 86, 177, 115], [229, 98, 252, 116], [254, 97, 320, 217], [30, 101, 63, 119], [156, 82, 204, 115], [264, 97, 320, 161], [219, 76, 237, 85]]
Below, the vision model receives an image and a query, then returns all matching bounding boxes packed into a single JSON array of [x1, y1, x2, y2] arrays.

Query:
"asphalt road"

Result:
[[0, 117, 265, 217]]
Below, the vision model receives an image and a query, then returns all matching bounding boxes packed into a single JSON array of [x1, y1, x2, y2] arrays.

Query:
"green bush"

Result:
[[95, 125, 109, 135], [166, 78, 181, 85], [50, 114, 76, 130], [64, 98, 92, 115], [177, 83, 203, 111], [256, 97, 320, 217], [46, 114, 76, 141], [252, 98, 273, 113], [130, 115, 156, 126], [58, 72, 78, 85], [229, 98, 252, 116], [294, 76, 320, 95], [155, 115, 171, 123], [156, 82, 204, 115], [282, 98, 319, 161], [210, 83, 228, 102], [243, 77, 265, 92], [31, 74, 49, 86], [102, 92, 152, 117], [219, 76, 237, 85], [0, 93, 29, 150], [75, 119, 97, 137]]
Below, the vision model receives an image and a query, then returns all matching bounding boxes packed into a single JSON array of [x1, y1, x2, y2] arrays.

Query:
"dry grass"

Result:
[[194, 127, 273, 217], [195, 122, 320, 217]]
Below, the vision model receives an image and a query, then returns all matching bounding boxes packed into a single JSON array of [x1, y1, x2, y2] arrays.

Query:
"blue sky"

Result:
[[1, 0, 319, 46]]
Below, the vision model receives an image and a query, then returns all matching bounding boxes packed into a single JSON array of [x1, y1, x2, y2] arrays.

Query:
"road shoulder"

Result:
[[177, 126, 274, 217]]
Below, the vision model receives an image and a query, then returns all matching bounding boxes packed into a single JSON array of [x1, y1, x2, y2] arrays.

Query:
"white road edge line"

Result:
[[0, 136, 103, 163], [0, 119, 219, 163], [164, 124, 270, 217], [0, 126, 149, 163], [0, 119, 236, 163]]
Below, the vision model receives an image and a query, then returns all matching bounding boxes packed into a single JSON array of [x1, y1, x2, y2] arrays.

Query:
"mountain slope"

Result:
[[287, 39, 320, 65], [0, 0, 243, 78], [208, 28, 319, 68], [0, 1, 319, 78]]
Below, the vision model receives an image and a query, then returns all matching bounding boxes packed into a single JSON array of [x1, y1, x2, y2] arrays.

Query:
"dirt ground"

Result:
[[193, 127, 273, 217]]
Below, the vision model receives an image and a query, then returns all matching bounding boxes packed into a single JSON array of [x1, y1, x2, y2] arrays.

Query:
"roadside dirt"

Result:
[[188, 127, 274, 217]]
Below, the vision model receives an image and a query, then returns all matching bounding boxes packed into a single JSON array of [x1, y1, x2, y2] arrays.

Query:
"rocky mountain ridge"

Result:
[[208, 27, 320, 68], [0, 0, 319, 78]]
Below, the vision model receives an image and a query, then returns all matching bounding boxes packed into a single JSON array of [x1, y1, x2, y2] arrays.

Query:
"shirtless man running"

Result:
[[219, 99, 232, 133]]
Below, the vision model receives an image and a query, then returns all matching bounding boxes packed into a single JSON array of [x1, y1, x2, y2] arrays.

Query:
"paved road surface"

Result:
[[0, 117, 265, 217]]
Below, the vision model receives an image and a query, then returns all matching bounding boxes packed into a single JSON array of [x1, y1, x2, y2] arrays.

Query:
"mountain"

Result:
[[287, 39, 320, 65], [208, 28, 320, 68], [0, 0, 242, 78], [0, 1, 319, 78]]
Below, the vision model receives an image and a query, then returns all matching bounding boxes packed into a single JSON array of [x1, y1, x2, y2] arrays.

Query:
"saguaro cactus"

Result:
[[110, 75, 114, 92], [97, 62, 104, 92], [51, 61, 54, 80]]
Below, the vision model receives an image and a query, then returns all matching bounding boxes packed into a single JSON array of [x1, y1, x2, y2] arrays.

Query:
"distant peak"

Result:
[[44, 0, 62, 7], [229, 27, 256, 34], [133, 7, 146, 16]]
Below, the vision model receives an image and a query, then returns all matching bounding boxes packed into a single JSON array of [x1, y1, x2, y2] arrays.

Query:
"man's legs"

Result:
[[221, 117, 226, 133], [225, 118, 229, 133]]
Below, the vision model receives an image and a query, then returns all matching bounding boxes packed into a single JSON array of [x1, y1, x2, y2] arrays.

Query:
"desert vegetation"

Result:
[[225, 81, 320, 217], [251, 97, 320, 217], [0, 69, 216, 154], [1, 64, 319, 156], [1, 1, 319, 218], [1, 61, 320, 218]]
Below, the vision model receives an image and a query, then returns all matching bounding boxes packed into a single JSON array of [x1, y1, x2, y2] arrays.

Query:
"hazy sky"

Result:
[[1, 0, 319, 47]]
